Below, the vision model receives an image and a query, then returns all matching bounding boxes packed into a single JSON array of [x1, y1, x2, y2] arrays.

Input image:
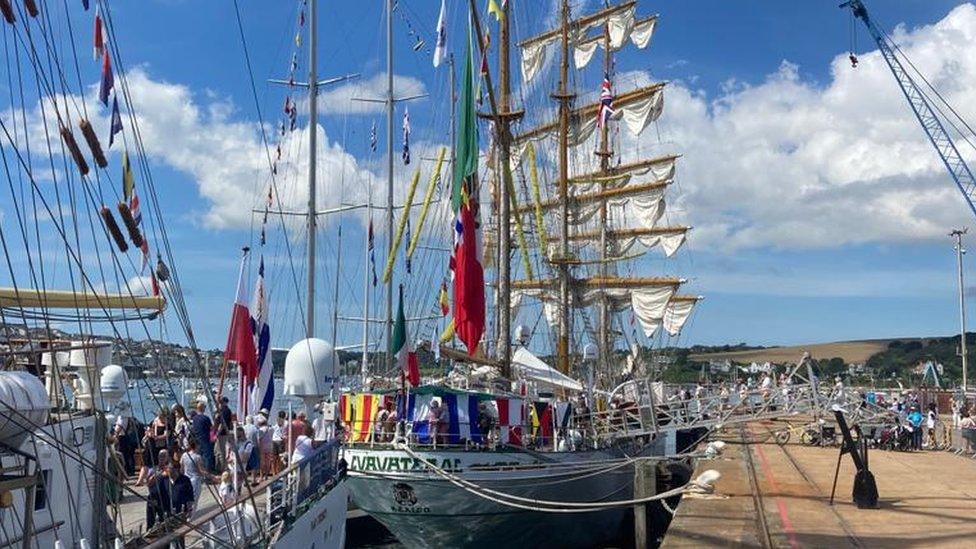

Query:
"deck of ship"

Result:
[[661, 421, 976, 548], [113, 475, 269, 546]]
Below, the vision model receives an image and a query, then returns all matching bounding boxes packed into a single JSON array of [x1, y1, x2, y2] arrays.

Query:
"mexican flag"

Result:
[[450, 26, 486, 356], [392, 285, 420, 387]]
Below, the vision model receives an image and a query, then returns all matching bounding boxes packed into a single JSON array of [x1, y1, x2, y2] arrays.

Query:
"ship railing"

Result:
[[586, 378, 830, 441], [265, 439, 342, 531], [162, 440, 345, 549]]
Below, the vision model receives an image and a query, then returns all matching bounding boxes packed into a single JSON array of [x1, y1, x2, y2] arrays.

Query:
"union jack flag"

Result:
[[598, 74, 615, 127]]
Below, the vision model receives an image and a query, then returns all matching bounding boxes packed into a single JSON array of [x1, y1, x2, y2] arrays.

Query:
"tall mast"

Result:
[[361, 190, 372, 382], [450, 53, 457, 183], [597, 2, 612, 375], [556, 0, 573, 374], [385, 0, 395, 369], [496, 0, 513, 371], [306, 0, 319, 338], [330, 224, 342, 397]]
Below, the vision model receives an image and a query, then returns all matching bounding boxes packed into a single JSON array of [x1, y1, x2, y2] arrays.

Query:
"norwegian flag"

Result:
[[598, 74, 615, 127]]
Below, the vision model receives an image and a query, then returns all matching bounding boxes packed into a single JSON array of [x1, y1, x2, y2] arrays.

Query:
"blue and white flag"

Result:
[[369, 121, 377, 153], [250, 257, 274, 415], [109, 96, 123, 147], [433, 0, 447, 68]]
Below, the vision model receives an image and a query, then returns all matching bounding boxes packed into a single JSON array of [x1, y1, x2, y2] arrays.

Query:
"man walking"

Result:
[[191, 401, 215, 472]]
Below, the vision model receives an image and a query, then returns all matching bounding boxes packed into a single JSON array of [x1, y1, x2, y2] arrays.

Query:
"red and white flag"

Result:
[[225, 250, 258, 415], [93, 7, 105, 61]]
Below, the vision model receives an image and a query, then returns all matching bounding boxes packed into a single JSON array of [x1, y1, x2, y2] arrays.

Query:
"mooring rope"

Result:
[[398, 444, 703, 513]]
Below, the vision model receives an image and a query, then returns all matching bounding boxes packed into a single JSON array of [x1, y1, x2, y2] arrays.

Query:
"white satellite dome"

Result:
[[0, 371, 50, 447], [284, 338, 337, 398], [100, 365, 128, 409]]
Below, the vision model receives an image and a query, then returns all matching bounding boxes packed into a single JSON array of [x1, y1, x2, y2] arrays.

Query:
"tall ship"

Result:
[[0, 1, 347, 547], [336, 1, 702, 547]]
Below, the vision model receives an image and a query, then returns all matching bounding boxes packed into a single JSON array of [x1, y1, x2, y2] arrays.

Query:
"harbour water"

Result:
[[120, 375, 304, 423]]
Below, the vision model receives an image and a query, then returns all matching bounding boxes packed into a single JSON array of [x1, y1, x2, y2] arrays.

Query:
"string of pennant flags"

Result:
[[84, 2, 161, 294], [259, 0, 308, 247]]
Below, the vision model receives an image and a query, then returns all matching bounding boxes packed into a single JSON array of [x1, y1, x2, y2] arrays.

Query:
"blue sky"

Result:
[[5, 0, 976, 352]]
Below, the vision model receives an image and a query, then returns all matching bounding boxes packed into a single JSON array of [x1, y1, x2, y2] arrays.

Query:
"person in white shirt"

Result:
[[311, 404, 330, 442], [271, 411, 286, 474], [291, 434, 314, 464]]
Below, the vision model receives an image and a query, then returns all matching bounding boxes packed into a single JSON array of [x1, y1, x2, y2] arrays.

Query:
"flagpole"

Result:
[[362, 189, 372, 384], [306, 0, 319, 339], [598, 2, 612, 378], [385, 0, 395, 370], [330, 224, 342, 400]]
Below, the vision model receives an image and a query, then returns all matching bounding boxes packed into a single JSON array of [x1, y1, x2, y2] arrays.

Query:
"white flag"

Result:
[[433, 0, 447, 68], [432, 322, 441, 362]]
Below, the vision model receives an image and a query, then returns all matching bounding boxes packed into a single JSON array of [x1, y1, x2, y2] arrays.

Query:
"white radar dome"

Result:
[[283, 338, 337, 398], [100, 365, 128, 409]]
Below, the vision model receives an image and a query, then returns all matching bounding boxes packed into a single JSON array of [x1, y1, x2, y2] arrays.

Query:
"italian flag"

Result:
[[392, 285, 420, 387]]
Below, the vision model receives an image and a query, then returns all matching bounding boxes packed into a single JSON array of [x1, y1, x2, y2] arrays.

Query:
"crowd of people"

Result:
[[109, 395, 329, 532]]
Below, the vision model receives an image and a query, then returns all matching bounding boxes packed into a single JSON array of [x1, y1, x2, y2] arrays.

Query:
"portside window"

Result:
[[34, 470, 51, 511]]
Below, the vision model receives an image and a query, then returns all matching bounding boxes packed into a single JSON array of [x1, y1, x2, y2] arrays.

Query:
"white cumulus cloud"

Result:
[[627, 3, 976, 251]]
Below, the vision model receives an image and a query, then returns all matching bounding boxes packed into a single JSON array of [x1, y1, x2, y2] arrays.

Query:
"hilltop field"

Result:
[[687, 339, 898, 365]]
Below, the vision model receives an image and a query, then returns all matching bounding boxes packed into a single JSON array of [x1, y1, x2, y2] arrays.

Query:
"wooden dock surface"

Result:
[[662, 421, 976, 548]]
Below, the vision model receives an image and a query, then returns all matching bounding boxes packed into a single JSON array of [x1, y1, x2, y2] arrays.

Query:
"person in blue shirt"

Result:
[[145, 449, 171, 529], [191, 401, 215, 472], [907, 406, 924, 451], [169, 461, 195, 516]]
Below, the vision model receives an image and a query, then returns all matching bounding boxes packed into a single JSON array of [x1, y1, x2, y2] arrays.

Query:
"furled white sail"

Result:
[[572, 159, 675, 194], [630, 287, 675, 337], [612, 231, 686, 258], [663, 298, 697, 336], [573, 186, 665, 226], [521, 39, 553, 83], [514, 87, 664, 155], [513, 285, 676, 338], [530, 6, 659, 76], [511, 288, 561, 328], [574, 40, 600, 71], [630, 16, 657, 48], [620, 89, 664, 135]]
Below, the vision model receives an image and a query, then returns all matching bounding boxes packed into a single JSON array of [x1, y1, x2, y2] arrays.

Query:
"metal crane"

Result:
[[842, 0, 976, 218]]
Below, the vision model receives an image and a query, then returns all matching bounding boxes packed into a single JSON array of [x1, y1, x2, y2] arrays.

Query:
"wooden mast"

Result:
[[496, 0, 513, 374], [470, 0, 523, 377], [556, 0, 573, 374]]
